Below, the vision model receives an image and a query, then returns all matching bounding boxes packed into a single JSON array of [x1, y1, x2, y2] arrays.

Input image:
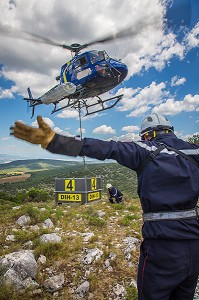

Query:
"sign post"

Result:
[[55, 176, 102, 204]]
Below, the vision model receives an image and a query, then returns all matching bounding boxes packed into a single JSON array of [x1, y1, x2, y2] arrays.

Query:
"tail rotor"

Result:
[[24, 87, 42, 118]]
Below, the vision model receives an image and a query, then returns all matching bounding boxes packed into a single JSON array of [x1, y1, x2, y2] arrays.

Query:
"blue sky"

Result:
[[0, 0, 198, 161]]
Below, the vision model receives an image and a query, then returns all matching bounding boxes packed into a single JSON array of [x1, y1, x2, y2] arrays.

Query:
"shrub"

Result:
[[26, 188, 50, 202], [87, 216, 106, 227], [126, 285, 138, 300], [118, 215, 136, 226], [34, 241, 64, 260]]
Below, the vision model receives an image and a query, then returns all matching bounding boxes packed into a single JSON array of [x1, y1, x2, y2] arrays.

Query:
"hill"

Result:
[[0, 159, 138, 197], [0, 158, 82, 171]]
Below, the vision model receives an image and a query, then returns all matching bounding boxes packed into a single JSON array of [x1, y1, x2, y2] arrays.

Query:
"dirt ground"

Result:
[[0, 174, 31, 183]]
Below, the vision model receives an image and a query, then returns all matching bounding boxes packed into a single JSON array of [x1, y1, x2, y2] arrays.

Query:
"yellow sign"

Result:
[[88, 191, 100, 201], [91, 177, 97, 190], [58, 193, 81, 202], [65, 179, 75, 191]]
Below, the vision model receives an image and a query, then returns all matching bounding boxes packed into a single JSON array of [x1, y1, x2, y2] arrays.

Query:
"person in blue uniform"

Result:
[[106, 183, 123, 204], [10, 113, 199, 300]]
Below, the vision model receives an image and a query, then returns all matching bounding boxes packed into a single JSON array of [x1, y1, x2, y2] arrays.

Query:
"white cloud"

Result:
[[153, 94, 199, 115], [1, 68, 58, 98], [53, 127, 63, 134], [106, 132, 140, 141], [122, 125, 139, 132], [57, 108, 79, 119], [93, 125, 116, 135], [115, 80, 199, 118], [127, 106, 149, 117], [116, 81, 169, 116], [2, 137, 11, 141], [76, 128, 85, 135], [31, 117, 54, 128], [124, 31, 185, 78], [0, 87, 14, 99], [185, 22, 199, 48], [171, 76, 186, 86]]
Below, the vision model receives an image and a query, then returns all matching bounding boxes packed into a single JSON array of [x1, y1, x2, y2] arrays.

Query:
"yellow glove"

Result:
[[10, 116, 55, 149]]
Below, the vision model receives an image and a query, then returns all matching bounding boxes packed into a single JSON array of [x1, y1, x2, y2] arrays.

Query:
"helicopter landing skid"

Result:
[[84, 94, 123, 116], [51, 94, 123, 116]]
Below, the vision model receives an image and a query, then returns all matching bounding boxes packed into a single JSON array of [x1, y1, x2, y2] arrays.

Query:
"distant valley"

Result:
[[0, 158, 138, 197]]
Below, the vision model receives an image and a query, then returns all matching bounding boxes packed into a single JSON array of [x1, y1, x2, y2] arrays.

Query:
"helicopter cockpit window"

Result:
[[72, 56, 91, 80], [89, 50, 106, 64], [98, 51, 105, 61], [103, 51, 109, 60], [74, 56, 88, 69]]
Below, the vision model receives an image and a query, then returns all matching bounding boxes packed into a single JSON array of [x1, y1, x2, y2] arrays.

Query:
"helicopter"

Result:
[[1, 0, 191, 118], [21, 31, 130, 118]]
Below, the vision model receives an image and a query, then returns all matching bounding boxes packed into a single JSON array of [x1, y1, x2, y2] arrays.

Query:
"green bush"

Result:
[[14, 190, 28, 203], [188, 134, 199, 144], [0, 191, 17, 203], [34, 241, 64, 260], [26, 188, 50, 202], [126, 285, 138, 300], [21, 204, 51, 223], [87, 215, 106, 227], [118, 215, 137, 226]]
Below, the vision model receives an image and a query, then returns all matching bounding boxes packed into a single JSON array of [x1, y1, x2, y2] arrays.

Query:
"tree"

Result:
[[188, 134, 199, 145]]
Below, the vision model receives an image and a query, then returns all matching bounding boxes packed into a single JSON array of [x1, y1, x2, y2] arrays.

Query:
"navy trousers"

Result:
[[137, 239, 199, 300]]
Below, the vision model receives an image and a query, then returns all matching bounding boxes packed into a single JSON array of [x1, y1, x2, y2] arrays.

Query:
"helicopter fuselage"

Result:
[[25, 50, 128, 117], [59, 50, 128, 99]]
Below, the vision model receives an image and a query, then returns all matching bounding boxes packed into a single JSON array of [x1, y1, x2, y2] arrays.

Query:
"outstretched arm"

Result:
[[10, 116, 143, 170]]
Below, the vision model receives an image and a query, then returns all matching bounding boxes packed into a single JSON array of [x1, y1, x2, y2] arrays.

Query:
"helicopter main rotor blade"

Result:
[[0, 24, 63, 47], [0, 24, 84, 52], [23, 32, 64, 47], [0, 22, 146, 53], [83, 26, 136, 48], [82, 18, 153, 49]]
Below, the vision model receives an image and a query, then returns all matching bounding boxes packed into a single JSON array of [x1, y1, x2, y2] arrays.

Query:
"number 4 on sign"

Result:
[[65, 179, 75, 191], [91, 178, 96, 190]]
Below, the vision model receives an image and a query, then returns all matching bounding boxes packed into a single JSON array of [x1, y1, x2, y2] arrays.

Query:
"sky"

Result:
[[0, 0, 198, 162]]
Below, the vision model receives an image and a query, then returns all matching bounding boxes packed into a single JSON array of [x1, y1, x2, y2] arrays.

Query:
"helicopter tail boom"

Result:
[[39, 82, 76, 104]]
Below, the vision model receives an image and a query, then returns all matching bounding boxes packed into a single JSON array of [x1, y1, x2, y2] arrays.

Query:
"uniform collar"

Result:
[[152, 132, 176, 142]]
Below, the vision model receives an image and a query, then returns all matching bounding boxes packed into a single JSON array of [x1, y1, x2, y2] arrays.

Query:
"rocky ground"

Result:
[[0, 198, 141, 299], [194, 282, 199, 300], [0, 198, 198, 300]]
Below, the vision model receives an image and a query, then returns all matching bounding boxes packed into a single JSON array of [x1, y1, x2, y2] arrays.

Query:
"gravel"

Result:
[[194, 279, 199, 300]]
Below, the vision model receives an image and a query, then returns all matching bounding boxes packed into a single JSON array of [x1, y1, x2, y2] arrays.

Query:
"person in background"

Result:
[[106, 183, 123, 204], [10, 113, 199, 300]]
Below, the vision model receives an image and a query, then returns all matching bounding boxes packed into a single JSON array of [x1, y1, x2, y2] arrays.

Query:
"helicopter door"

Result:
[[74, 56, 91, 80]]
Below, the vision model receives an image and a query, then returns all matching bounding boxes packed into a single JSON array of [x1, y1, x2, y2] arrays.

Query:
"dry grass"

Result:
[[0, 197, 142, 299]]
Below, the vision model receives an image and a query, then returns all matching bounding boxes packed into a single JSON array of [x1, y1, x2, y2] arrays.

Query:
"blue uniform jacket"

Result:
[[108, 187, 123, 200], [47, 132, 199, 240]]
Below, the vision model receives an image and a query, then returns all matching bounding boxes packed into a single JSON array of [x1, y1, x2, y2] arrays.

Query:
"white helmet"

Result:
[[106, 183, 112, 189], [139, 113, 173, 138]]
